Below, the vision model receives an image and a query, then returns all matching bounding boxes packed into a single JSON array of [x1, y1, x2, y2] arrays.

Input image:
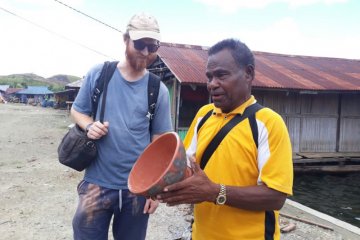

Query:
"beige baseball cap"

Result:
[[126, 12, 161, 41]]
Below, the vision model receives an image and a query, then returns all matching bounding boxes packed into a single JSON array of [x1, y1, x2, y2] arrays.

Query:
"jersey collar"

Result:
[[212, 95, 256, 116]]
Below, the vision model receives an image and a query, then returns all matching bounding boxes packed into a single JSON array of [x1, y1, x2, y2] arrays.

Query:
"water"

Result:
[[289, 172, 360, 227]]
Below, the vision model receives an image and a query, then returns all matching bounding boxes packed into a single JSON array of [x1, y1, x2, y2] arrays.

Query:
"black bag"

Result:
[[57, 61, 118, 171], [58, 124, 97, 171], [58, 61, 161, 171]]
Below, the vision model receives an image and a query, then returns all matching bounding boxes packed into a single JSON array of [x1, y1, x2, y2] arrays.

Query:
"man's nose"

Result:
[[207, 79, 219, 91], [208, 78, 219, 88], [140, 47, 149, 56]]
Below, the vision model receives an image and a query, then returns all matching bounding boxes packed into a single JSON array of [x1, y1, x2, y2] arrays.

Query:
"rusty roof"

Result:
[[157, 43, 208, 84], [158, 42, 360, 91], [5, 88, 23, 94]]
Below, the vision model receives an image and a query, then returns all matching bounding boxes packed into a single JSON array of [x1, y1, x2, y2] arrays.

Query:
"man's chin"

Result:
[[213, 102, 230, 113], [132, 61, 147, 71], [213, 102, 222, 109]]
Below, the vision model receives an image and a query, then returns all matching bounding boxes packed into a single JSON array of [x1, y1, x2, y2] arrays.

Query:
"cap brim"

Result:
[[129, 30, 161, 41]]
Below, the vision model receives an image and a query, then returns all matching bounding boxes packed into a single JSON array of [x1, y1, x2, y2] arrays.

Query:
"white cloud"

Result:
[[0, 0, 357, 77], [286, 0, 347, 8], [246, 17, 303, 53], [238, 17, 360, 59], [172, 16, 360, 60], [0, 0, 124, 77], [194, 0, 348, 13]]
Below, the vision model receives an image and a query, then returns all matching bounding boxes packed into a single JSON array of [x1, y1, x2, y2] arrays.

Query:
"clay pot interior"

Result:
[[128, 132, 188, 197]]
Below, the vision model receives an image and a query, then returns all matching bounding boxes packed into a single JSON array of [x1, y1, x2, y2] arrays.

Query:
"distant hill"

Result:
[[0, 73, 81, 92], [47, 74, 81, 85]]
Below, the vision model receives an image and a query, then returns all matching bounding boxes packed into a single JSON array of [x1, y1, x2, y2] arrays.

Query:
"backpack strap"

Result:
[[147, 72, 161, 135], [248, 113, 259, 148], [91, 61, 119, 122], [197, 109, 213, 134], [200, 103, 264, 170]]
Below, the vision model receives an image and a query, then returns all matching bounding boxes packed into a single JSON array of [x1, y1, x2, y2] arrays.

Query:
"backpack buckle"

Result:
[[149, 103, 156, 110], [146, 112, 154, 120]]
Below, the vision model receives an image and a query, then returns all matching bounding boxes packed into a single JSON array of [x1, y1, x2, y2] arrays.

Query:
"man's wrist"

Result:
[[210, 183, 221, 203]]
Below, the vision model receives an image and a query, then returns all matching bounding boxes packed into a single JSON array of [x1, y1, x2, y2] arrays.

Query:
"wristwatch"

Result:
[[85, 123, 93, 133], [215, 184, 227, 205]]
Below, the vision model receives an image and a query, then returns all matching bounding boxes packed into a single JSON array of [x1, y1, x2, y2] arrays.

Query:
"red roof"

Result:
[[158, 42, 360, 91], [5, 88, 23, 94], [158, 43, 208, 84]]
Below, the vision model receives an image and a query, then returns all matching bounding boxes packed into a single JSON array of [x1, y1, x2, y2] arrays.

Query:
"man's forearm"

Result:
[[70, 107, 93, 131], [224, 184, 287, 211]]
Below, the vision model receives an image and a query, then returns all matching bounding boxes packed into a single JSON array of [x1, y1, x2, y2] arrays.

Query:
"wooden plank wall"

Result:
[[299, 94, 338, 152], [339, 94, 360, 152], [253, 90, 360, 153]]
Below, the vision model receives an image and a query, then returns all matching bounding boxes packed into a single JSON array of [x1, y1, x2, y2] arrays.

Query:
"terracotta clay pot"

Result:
[[128, 132, 192, 197]]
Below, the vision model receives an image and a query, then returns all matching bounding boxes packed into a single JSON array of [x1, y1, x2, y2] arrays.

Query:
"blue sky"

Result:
[[0, 0, 359, 77]]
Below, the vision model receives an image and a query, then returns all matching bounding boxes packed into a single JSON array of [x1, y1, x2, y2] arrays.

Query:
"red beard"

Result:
[[125, 47, 156, 71]]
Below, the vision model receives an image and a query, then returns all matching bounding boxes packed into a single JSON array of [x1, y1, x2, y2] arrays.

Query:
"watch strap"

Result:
[[85, 123, 93, 133], [216, 184, 227, 205]]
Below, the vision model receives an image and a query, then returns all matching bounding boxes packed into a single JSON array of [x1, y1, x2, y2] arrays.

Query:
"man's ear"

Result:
[[245, 65, 255, 81], [123, 33, 130, 43]]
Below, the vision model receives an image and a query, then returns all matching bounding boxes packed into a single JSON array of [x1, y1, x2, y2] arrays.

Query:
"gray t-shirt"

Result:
[[73, 63, 173, 189]]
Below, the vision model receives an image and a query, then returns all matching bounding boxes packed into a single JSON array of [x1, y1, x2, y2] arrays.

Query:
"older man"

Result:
[[157, 38, 293, 240]]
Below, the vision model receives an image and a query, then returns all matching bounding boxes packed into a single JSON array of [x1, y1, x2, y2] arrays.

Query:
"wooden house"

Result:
[[16, 86, 53, 104], [0, 85, 9, 93], [51, 79, 83, 109], [148, 42, 360, 162], [4, 88, 23, 102], [59, 79, 84, 110], [0, 85, 10, 103]]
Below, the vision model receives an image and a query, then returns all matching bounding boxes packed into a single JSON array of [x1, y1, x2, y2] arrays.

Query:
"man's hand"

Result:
[[156, 161, 218, 206], [87, 121, 109, 139], [143, 198, 159, 214]]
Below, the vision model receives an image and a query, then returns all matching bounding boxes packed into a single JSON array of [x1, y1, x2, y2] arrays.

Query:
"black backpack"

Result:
[[57, 61, 160, 172], [91, 61, 161, 133]]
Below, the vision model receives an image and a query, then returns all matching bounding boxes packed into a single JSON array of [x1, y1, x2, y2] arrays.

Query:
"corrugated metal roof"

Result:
[[157, 43, 208, 84], [5, 88, 23, 94], [0, 85, 10, 92], [16, 86, 53, 95], [66, 79, 83, 88], [54, 89, 76, 95], [157, 42, 360, 91]]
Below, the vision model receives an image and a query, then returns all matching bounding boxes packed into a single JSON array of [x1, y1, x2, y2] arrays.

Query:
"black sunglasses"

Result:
[[133, 40, 160, 53]]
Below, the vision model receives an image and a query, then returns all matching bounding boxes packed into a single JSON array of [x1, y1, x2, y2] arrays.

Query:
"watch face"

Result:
[[217, 195, 226, 204]]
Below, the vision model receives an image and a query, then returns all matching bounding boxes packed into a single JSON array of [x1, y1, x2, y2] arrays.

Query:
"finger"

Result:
[[156, 189, 187, 202], [88, 126, 103, 139], [190, 161, 201, 173], [188, 155, 196, 162], [157, 195, 180, 204], [87, 131, 99, 139], [98, 121, 109, 134], [143, 198, 151, 214], [163, 178, 189, 192], [163, 197, 193, 206], [92, 122, 108, 136], [147, 200, 159, 214], [156, 191, 174, 201]]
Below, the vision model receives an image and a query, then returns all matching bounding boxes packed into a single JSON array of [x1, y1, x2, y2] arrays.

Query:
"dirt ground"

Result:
[[0, 103, 358, 240], [0, 103, 189, 240]]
